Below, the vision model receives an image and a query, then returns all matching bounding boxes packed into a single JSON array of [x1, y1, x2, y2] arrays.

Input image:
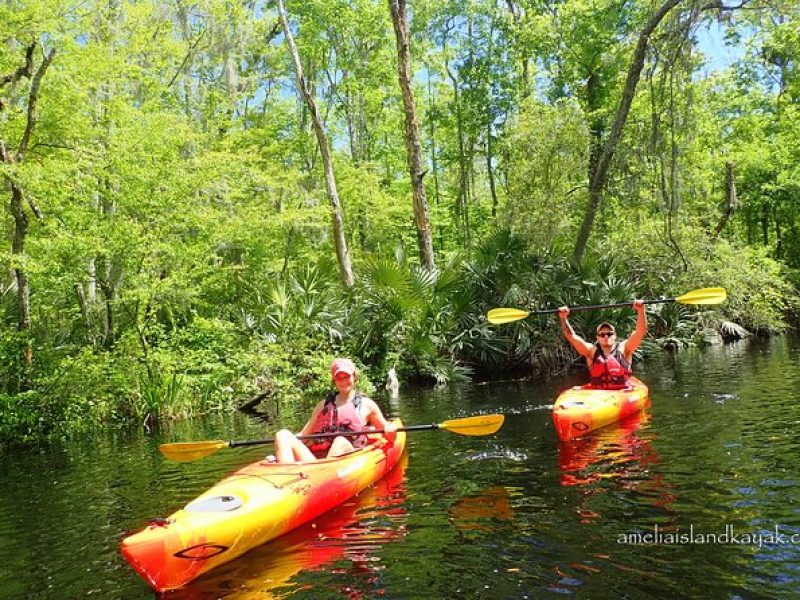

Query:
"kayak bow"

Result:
[[552, 378, 650, 441]]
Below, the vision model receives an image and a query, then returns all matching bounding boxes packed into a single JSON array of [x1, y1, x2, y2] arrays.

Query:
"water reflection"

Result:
[[163, 454, 408, 599], [557, 411, 677, 523], [448, 486, 514, 533], [3, 337, 800, 599]]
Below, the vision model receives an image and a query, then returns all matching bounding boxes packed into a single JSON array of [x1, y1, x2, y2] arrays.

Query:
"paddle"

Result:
[[159, 414, 505, 462], [487, 287, 727, 325]]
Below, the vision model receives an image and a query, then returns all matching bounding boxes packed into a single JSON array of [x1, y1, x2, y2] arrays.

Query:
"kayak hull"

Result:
[[121, 420, 406, 592], [552, 378, 650, 441]]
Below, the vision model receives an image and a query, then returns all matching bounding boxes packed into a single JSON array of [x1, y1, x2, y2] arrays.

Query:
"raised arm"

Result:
[[620, 299, 647, 358], [558, 306, 596, 362]]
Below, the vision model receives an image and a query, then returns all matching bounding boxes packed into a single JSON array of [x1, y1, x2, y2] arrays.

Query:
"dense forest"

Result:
[[1, 0, 798, 443]]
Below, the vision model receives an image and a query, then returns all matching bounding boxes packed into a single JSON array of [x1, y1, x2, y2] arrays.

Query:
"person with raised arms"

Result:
[[558, 300, 647, 389]]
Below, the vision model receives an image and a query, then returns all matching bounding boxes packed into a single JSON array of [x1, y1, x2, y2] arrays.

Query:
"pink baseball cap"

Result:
[[331, 358, 356, 378]]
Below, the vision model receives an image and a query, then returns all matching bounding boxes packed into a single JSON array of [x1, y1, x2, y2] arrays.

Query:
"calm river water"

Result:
[[1, 336, 799, 599]]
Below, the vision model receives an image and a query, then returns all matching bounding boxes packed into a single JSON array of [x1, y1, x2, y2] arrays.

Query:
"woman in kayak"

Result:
[[558, 300, 647, 389], [272, 358, 398, 463]]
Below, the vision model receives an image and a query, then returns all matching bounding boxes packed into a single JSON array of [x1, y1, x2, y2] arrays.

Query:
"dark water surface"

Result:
[[2, 337, 799, 599]]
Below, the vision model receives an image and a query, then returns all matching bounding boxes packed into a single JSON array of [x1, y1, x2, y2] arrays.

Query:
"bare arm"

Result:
[[558, 306, 595, 361], [363, 398, 391, 428], [620, 299, 647, 358], [363, 397, 397, 439]]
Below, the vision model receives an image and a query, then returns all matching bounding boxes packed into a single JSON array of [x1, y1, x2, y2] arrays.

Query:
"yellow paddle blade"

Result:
[[487, 308, 530, 325], [675, 287, 727, 305], [440, 414, 505, 436], [159, 440, 229, 462]]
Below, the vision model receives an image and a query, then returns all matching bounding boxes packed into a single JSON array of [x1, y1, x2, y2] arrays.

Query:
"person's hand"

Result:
[[633, 299, 645, 313], [383, 421, 398, 443], [558, 306, 570, 319]]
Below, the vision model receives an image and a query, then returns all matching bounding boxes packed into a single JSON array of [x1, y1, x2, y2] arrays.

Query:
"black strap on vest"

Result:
[[314, 392, 367, 451], [591, 343, 631, 386], [322, 391, 363, 413], [592, 343, 630, 367], [320, 391, 363, 432]]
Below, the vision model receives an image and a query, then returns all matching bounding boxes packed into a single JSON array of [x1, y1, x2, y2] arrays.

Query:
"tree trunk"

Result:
[[9, 184, 31, 332], [98, 254, 118, 349], [427, 76, 441, 206], [1, 42, 55, 376], [343, 87, 359, 164], [711, 162, 738, 242], [388, 0, 436, 271], [445, 57, 470, 248], [276, 0, 355, 288], [504, 1, 530, 94], [92, 0, 127, 349], [487, 121, 498, 217], [572, 0, 684, 264]]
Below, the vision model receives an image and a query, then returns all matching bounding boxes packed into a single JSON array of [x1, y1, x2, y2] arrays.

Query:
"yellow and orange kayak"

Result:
[[170, 453, 409, 599], [552, 378, 650, 441], [121, 420, 406, 592]]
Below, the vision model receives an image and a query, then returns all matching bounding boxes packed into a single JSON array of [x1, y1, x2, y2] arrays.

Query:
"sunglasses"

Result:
[[597, 332, 615, 338]]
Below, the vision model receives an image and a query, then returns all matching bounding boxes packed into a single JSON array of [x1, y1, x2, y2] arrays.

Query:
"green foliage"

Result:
[[137, 368, 185, 425], [505, 99, 589, 250], [1, 0, 799, 445], [606, 220, 799, 334], [235, 262, 346, 347], [0, 331, 32, 394], [0, 391, 46, 445], [351, 253, 472, 384]]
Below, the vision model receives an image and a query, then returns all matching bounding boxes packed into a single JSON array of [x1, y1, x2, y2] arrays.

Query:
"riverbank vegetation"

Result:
[[2, 0, 799, 443]]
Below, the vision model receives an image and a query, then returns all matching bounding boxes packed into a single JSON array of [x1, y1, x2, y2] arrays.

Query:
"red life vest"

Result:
[[589, 343, 632, 389], [306, 392, 368, 456]]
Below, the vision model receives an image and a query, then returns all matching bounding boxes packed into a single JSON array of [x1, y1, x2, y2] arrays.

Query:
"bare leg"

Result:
[[327, 436, 356, 458], [274, 429, 316, 463]]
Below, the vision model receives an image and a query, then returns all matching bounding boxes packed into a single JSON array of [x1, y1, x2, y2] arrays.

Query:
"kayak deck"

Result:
[[121, 420, 406, 592], [552, 378, 650, 441]]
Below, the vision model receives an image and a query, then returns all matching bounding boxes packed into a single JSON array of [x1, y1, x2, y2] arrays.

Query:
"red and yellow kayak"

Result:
[[168, 453, 409, 599], [552, 378, 650, 441], [121, 420, 406, 592]]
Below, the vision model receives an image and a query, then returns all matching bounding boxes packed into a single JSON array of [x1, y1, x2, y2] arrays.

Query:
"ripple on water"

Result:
[[465, 449, 530, 462]]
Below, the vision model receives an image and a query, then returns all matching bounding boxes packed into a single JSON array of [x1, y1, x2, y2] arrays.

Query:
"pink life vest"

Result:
[[589, 343, 632, 389], [306, 392, 368, 456]]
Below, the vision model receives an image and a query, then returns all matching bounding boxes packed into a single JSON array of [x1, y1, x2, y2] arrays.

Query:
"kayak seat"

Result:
[[185, 495, 244, 513], [559, 401, 588, 409]]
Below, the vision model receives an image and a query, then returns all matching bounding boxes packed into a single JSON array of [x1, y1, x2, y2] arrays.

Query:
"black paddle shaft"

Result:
[[228, 431, 365, 449], [533, 297, 675, 316], [227, 424, 437, 449]]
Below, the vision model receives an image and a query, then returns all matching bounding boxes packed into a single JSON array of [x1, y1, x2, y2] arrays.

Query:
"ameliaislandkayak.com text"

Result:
[[617, 524, 800, 549]]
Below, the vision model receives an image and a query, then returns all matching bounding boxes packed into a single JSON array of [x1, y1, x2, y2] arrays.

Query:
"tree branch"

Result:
[[164, 28, 206, 92], [0, 40, 36, 89], [27, 194, 44, 220], [701, 0, 752, 11], [0, 140, 11, 163], [18, 48, 56, 160], [28, 142, 79, 152], [265, 18, 281, 43]]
